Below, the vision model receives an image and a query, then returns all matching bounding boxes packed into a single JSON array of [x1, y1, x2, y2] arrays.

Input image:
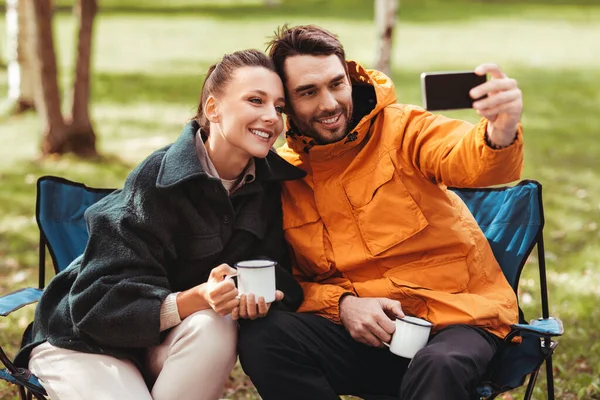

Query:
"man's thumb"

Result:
[[382, 298, 404, 319]]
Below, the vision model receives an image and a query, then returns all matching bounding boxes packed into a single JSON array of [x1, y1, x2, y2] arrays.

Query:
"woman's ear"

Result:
[[204, 96, 220, 123]]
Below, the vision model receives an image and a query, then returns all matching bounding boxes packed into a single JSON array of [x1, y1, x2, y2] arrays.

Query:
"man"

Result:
[[238, 24, 524, 399]]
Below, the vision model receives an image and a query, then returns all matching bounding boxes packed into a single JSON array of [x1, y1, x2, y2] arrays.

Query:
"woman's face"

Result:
[[208, 66, 285, 159]]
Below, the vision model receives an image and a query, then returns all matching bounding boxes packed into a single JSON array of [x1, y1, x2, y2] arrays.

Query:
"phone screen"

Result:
[[420, 72, 487, 111]]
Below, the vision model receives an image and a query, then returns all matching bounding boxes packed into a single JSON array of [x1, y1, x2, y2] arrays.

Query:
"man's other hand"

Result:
[[471, 63, 523, 147], [339, 296, 405, 347]]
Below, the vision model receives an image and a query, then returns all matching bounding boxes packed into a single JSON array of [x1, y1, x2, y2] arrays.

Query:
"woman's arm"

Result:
[[69, 155, 177, 348]]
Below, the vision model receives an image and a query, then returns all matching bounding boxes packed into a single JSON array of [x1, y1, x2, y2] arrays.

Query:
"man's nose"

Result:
[[319, 91, 338, 112]]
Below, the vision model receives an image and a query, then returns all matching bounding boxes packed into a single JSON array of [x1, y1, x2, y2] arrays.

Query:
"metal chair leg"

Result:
[[546, 355, 555, 400], [524, 367, 540, 400], [32, 391, 46, 400], [18, 385, 27, 400]]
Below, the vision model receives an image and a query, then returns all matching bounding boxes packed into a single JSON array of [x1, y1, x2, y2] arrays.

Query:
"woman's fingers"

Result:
[[246, 294, 258, 319], [238, 294, 248, 319], [237, 294, 275, 319], [257, 296, 269, 317]]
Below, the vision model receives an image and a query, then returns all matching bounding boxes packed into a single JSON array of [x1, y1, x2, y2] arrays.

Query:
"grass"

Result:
[[1, 0, 600, 398]]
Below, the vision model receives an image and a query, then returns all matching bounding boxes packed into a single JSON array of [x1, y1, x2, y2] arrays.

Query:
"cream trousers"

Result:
[[29, 309, 238, 400]]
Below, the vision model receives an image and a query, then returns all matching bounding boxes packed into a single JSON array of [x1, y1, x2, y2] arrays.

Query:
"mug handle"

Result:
[[224, 273, 237, 281], [382, 341, 390, 348], [224, 273, 239, 293], [224, 273, 241, 299]]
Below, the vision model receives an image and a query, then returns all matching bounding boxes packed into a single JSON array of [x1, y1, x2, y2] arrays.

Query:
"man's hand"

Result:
[[339, 296, 405, 347], [470, 63, 523, 147], [232, 290, 284, 321]]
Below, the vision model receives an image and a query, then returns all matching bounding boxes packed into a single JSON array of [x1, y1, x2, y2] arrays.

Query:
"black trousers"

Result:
[[238, 311, 499, 400]]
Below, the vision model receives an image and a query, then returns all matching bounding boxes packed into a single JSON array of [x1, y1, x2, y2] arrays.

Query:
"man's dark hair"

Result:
[[266, 24, 347, 84]]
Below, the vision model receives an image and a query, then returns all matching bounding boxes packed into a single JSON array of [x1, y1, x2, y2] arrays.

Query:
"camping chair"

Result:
[[452, 179, 564, 399], [0, 176, 115, 400], [360, 180, 564, 400]]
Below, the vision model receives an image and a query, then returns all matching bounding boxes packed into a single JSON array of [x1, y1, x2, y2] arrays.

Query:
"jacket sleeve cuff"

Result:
[[298, 284, 355, 324], [159, 292, 182, 332], [466, 119, 524, 186], [336, 292, 356, 323], [480, 120, 523, 152], [484, 127, 519, 150]]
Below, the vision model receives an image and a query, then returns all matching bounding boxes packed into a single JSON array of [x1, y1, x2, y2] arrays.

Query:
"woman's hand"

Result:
[[232, 290, 284, 320], [203, 264, 240, 316], [176, 264, 240, 319]]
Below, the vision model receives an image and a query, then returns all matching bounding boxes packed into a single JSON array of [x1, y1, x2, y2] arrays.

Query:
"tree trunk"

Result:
[[17, 0, 36, 111], [66, 0, 97, 157], [6, 0, 35, 112], [6, 0, 19, 101], [374, 0, 399, 76], [31, 0, 68, 155]]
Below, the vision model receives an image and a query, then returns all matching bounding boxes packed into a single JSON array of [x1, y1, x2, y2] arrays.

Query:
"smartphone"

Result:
[[420, 71, 487, 111]]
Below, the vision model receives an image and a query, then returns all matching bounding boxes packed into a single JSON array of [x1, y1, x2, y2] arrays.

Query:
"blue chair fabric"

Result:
[[0, 288, 43, 317], [36, 176, 115, 274], [451, 180, 542, 292], [1, 176, 114, 400]]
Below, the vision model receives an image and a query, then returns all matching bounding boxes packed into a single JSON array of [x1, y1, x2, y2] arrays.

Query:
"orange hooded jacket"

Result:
[[278, 61, 523, 339]]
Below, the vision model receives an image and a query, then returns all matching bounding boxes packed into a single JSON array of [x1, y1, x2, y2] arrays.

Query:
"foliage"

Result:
[[1, 0, 599, 398]]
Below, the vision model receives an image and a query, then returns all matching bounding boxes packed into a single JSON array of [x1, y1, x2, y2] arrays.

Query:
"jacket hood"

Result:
[[283, 61, 397, 157]]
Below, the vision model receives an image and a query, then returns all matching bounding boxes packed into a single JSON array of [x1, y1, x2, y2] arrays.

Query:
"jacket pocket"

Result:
[[342, 154, 428, 256], [175, 233, 223, 260], [282, 201, 331, 277], [386, 256, 469, 294]]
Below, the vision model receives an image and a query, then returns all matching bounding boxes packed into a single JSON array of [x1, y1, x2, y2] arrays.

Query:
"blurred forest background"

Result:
[[0, 0, 599, 398]]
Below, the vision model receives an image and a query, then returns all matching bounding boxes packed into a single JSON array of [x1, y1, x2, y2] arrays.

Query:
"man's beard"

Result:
[[293, 105, 352, 145]]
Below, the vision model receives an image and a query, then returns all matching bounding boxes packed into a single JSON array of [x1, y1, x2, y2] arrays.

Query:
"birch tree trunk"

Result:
[[17, 0, 36, 111], [31, 0, 68, 155], [374, 0, 399, 76], [6, 0, 35, 111], [66, 0, 97, 157], [6, 0, 19, 101]]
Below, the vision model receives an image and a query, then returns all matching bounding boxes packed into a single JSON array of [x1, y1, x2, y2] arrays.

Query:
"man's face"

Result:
[[283, 54, 353, 145]]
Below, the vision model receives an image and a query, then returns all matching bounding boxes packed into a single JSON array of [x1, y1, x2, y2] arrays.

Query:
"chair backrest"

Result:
[[36, 176, 115, 276], [450, 180, 544, 293], [451, 180, 549, 396]]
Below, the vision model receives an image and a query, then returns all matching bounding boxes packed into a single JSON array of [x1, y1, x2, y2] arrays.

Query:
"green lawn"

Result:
[[1, 0, 599, 398]]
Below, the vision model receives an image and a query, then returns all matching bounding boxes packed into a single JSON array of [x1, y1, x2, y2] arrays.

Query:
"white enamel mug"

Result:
[[384, 316, 433, 359], [229, 260, 277, 303]]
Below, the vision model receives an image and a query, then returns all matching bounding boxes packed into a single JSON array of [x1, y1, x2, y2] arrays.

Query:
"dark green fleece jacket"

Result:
[[16, 121, 305, 369]]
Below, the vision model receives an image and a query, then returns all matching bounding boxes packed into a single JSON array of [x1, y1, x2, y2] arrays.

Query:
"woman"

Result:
[[16, 49, 305, 400]]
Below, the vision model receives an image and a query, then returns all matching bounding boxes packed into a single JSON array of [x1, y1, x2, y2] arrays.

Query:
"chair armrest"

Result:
[[0, 367, 47, 397], [511, 317, 564, 337], [0, 288, 43, 317]]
